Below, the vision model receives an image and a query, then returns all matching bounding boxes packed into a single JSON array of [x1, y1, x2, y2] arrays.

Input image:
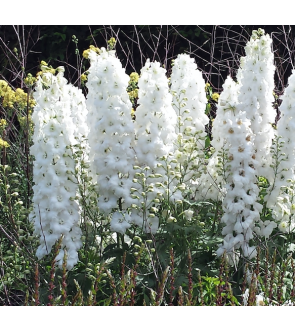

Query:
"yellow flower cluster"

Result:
[[211, 93, 220, 102], [129, 72, 139, 83], [24, 73, 37, 86], [127, 72, 139, 109], [15, 88, 28, 109], [0, 79, 35, 109], [107, 37, 116, 50], [82, 45, 101, 59], [0, 119, 7, 129], [81, 74, 88, 82], [0, 80, 15, 108], [0, 138, 10, 149], [35, 61, 56, 78], [128, 89, 138, 99]]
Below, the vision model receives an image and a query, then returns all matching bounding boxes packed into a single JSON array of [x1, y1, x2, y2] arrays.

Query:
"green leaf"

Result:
[[205, 136, 211, 149]]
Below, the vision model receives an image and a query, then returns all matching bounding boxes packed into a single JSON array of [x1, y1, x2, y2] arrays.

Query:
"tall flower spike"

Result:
[[30, 68, 84, 270], [236, 29, 277, 240], [237, 28, 276, 180], [214, 76, 261, 263], [130, 59, 182, 233], [170, 54, 209, 192], [86, 47, 135, 233], [195, 77, 239, 202], [261, 69, 295, 235]]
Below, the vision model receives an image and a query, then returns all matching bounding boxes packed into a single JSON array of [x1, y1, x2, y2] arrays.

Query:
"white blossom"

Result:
[[170, 53, 209, 193], [262, 70, 295, 234], [30, 68, 84, 269], [86, 48, 136, 233], [237, 28, 276, 179], [131, 59, 181, 233]]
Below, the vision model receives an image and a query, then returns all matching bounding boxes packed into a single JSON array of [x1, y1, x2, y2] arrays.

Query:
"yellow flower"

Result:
[[129, 72, 139, 83], [82, 49, 90, 59], [36, 71, 43, 78], [2, 87, 15, 108], [29, 99, 36, 108], [83, 46, 100, 59], [81, 74, 87, 82], [89, 45, 100, 53], [0, 138, 10, 148], [128, 90, 138, 100], [15, 88, 28, 108], [205, 83, 210, 90], [40, 60, 56, 74], [212, 93, 220, 102], [24, 73, 37, 86], [0, 80, 8, 91], [0, 119, 7, 128], [109, 37, 116, 44], [107, 37, 116, 50]]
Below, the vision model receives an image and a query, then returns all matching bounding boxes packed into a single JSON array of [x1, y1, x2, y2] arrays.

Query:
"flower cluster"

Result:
[[127, 72, 139, 109], [0, 79, 35, 109], [82, 45, 101, 60], [237, 28, 276, 179], [85, 47, 135, 234], [214, 77, 260, 262], [264, 69, 295, 233], [130, 59, 182, 233], [28, 28, 295, 273], [0, 119, 9, 148], [196, 77, 238, 202], [30, 67, 84, 269], [237, 29, 277, 239], [170, 54, 209, 189]]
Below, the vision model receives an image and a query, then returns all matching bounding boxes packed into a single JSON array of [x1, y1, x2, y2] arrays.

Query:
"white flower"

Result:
[[278, 221, 289, 233], [30, 69, 84, 270], [287, 243, 295, 253], [170, 54, 209, 187], [131, 59, 181, 233], [110, 212, 131, 234], [237, 30, 275, 179], [265, 70, 295, 234], [204, 75, 259, 261], [86, 47, 135, 219], [242, 289, 249, 306], [184, 209, 194, 221], [256, 293, 265, 306]]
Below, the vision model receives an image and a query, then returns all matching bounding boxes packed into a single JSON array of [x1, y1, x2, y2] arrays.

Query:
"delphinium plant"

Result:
[[170, 53, 209, 191], [130, 59, 183, 234], [85, 47, 136, 234], [4, 27, 295, 306], [29, 67, 85, 269]]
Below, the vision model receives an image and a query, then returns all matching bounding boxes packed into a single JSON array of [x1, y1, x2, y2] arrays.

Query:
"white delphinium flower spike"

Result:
[[261, 69, 295, 235], [131, 59, 181, 233], [237, 28, 276, 180], [170, 53, 209, 192], [30, 68, 84, 270], [86, 47, 135, 233], [195, 77, 239, 202], [214, 77, 261, 262]]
